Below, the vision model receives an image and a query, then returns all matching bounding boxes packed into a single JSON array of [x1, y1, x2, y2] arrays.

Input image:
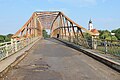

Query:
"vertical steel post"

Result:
[[105, 40, 108, 54], [11, 38, 14, 53], [5, 43, 8, 57], [14, 39, 18, 52], [77, 27, 79, 44], [62, 16, 66, 37], [34, 15, 37, 37]]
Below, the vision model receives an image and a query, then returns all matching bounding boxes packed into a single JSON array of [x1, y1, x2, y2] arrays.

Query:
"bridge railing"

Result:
[[59, 35, 90, 48], [0, 37, 39, 61], [58, 35, 120, 56], [92, 39, 120, 56], [96, 39, 120, 56]]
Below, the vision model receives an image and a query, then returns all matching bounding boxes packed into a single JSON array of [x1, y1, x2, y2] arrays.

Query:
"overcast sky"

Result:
[[0, 0, 120, 34]]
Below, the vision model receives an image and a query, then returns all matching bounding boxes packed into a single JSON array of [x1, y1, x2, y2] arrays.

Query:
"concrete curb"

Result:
[[54, 38, 120, 72], [0, 38, 40, 77], [0, 51, 28, 78]]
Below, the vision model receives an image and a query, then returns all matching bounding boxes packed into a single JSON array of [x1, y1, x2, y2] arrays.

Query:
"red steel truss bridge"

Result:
[[0, 11, 120, 80]]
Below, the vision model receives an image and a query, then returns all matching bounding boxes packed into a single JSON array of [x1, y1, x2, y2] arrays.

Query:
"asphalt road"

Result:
[[1, 39, 120, 80]]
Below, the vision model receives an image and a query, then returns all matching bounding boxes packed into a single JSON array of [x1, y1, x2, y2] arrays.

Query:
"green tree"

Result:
[[5, 34, 13, 42], [0, 34, 13, 42], [99, 30, 118, 40], [111, 36, 118, 40], [99, 30, 110, 39], [84, 33, 92, 40], [0, 35, 5, 42], [112, 28, 120, 40], [7, 34, 13, 39], [5, 36, 10, 42], [42, 29, 49, 38]]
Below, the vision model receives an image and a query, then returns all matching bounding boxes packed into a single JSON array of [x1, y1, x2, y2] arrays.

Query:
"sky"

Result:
[[0, 0, 120, 35]]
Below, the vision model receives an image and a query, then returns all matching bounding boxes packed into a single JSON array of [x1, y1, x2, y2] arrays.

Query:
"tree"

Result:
[[7, 34, 13, 39], [111, 36, 118, 40], [99, 30, 110, 39], [112, 28, 120, 40], [42, 29, 49, 38], [0, 35, 5, 42], [5, 34, 13, 42], [84, 33, 92, 40], [0, 34, 13, 42], [98, 30, 118, 40]]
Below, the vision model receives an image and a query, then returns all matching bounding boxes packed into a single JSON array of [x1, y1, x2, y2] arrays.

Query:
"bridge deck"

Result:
[[1, 39, 120, 80]]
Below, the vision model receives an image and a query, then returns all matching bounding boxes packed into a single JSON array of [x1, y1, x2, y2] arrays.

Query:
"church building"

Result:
[[88, 19, 99, 37]]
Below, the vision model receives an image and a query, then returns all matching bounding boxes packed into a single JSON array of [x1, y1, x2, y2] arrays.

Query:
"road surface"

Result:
[[1, 39, 120, 80]]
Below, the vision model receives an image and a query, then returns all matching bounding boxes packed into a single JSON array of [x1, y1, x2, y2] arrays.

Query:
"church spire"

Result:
[[89, 18, 92, 23], [88, 18, 93, 30]]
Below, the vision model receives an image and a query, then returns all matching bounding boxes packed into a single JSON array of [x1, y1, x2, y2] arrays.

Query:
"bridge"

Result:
[[0, 11, 120, 80]]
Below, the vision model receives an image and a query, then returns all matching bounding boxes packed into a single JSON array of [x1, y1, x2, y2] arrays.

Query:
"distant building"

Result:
[[88, 19, 93, 31], [88, 19, 99, 37]]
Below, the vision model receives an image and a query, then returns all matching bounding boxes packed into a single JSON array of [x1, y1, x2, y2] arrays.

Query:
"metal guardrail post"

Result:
[[11, 39, 14, 53], [92, 36, 94, 49], [94, 39, 97, 49], [92, 36, 98, 49], [104, 40, 108, 54], [15, 39, 18, 52], [5, 43, 8, 57]]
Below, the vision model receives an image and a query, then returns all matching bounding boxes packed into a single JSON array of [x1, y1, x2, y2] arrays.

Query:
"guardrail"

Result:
[[92, 39, 120, 56], [58, 35, 89, 48], [0, 37, 39, 61], [57, 35, 120, 57]]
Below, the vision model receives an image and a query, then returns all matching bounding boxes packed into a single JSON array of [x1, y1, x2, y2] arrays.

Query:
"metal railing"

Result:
[[0, 37, 39, 61], [58, 35, 120, 57], [59, 35, 90, 48], [94, 39, 120, 56]]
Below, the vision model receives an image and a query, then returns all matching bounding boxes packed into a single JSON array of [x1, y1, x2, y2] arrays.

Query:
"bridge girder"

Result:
[[12, 11, 95, 41]]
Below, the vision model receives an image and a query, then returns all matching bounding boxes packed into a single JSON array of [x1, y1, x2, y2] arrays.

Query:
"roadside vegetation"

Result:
[[84, 28, 120, 41], [42, 29, 50, 38], [83, 28, 120, 56], [0, 34, 13, 43], [0, 29, 50, 43]]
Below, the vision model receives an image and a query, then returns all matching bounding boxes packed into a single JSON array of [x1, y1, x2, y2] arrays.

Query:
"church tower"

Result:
[[88, 19, 93, 31]]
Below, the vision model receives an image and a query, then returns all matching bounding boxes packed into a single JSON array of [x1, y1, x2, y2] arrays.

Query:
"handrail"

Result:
[[0, 37, 39, 61]]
